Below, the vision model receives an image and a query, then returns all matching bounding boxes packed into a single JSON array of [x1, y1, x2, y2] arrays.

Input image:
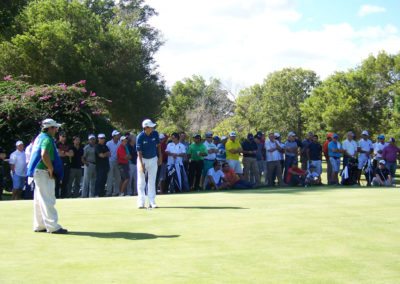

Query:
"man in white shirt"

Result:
[[206, 160, 226, 190], [202, 132, 218, 189], [357, 130, 373, 183], [342, 131, 358, 169], [106, 130, 121, 196], [265, 133, 284, 186], [9, 141, 27, 200], [165, 133, 189, 192], [373, 134, 388, 168]]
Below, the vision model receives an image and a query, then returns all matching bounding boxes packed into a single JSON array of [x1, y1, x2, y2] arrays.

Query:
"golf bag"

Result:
[[341, 158, 358, 185], [363, 159, 374, 186], [167, 163, 189, 193]]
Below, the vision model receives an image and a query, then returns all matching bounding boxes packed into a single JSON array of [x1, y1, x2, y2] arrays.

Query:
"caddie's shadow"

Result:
[[68, 232, 180, 240]]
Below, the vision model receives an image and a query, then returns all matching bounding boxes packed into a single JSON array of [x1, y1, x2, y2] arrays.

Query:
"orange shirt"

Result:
[[323, 140, 330, 158], [223, 169, 240, 186]]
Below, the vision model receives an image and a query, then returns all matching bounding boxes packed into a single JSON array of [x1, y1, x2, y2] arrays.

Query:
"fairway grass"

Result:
[[1, 187, 400, 283]]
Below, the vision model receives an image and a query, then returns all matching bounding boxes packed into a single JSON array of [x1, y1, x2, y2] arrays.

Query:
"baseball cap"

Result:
[[120, 136, 128, 141], [98, 133, 106, 139], [288, 131, 296, 137], [213, 136, 220, 141], [247, 133, 254, 139], [379, 160, 386, 165], [333, 133, 339, 139], [205, 132, 213, 138], [88, 134, 96, 140], [361, 130, 369, 136], [389, 137, 396, 143], [377, 134, 385, 140], [274, 132, 281, 138], [193, 134, 201, 139], [111, 130, 120, 136], [229, 131, 237, 137], [142, 119, 156, 128], [42, 118, 62, 129], [16, 141, 23, 146], [326, 132, 333, 138], [221, 136, 227, 140], [159, 133, 165, 140]]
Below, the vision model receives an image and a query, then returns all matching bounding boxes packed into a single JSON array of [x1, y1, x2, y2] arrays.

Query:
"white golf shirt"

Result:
[[203, 140, 217, 160], [9, 150, 27, 177], [265, 140, 281, 162], [342, 139, 358, 157], [165, 142, 186, 166]]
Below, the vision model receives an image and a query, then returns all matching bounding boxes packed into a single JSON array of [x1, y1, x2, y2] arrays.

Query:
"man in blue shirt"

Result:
[[328, 133, 343, 185], [136, 119, 162, 209]]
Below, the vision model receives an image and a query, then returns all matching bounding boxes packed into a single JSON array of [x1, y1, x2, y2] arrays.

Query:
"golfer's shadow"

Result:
[[68, 232, 180, 240], [160, 206, 248, 210]]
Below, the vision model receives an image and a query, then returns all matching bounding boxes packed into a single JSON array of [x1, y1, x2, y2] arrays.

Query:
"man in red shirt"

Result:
[[286, 162, 306, 186], [117, 136, 131, 196], [323, 133, 333, 185]]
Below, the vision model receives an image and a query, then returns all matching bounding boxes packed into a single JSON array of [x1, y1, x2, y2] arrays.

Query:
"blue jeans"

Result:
[[232, 179, 253, 189], [386, 162, 397, 182]]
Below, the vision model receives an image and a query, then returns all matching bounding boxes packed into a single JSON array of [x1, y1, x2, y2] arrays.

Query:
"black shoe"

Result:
[[50, 228, 68, 234], [34, 229, 47, 233]]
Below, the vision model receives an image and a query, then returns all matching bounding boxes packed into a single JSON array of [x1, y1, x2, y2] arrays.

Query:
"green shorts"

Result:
[[202, 159, 215, 176]]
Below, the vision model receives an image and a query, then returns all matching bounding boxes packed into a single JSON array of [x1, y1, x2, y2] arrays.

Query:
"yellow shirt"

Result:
[[225, 139, 242, 160]]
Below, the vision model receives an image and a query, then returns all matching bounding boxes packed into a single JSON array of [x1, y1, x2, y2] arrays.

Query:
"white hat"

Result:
[[120, 135, 127, 141], [98, 133, 106, 138], [42, 118, 62, 129], [16, 141, 23, 146], [379, 160, 386, 165], [142, 119, 156, 128], [88, 134, 96, 140], [221, 136, 227, 140], [361, 130, 369, 136], [229, 131, 237, 137], [111, 130, 120, 136], [288, 131, 296, 137], [159, 133, 165, 139]]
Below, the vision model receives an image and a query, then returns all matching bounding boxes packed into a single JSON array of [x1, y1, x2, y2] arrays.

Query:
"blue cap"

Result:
[[213, 136, 220, 141], [333, 133, 339, 139], [378, 134, 385, 140]]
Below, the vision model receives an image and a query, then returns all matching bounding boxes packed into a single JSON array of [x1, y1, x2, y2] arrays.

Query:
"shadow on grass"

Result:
[[160, 206, 248, 210], [221, 186, 358, 195], [68, 231, 180, 240]]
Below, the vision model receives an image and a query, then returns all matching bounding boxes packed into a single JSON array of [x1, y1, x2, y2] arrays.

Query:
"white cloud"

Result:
[[358, 4, 386, 17], [146, 0, 399, 92]]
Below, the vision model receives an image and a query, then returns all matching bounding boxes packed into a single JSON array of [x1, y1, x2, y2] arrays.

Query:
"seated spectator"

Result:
[[206, 160, 227, 190], [221, 162, 253, 189], [305, 165, 322, 186], [372, 160, 392, 186], [285, 162, 306, 186]]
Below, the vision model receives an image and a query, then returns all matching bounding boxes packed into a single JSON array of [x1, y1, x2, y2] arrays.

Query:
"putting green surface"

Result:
[[1, 188, 400, 283]]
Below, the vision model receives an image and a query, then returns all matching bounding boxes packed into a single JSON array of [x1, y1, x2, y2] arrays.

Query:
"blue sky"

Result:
[[146, 0, 400, 92]]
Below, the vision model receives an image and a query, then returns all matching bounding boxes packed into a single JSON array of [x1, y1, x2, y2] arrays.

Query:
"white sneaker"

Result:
[[150, 203, 158, 208], [118, 193, 124, 197]]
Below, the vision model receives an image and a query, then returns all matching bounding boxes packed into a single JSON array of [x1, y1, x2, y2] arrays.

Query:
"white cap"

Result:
[[98, 133, 106, 138], [361, 130, 369, 136], [229, 131, 237, 137], [111, 130, 120, 136], [379, 160, 386, 165], [16, 141, 23, 146], [159, 133, 165, 139], [274, 132, 281, 138], [142, 119, 156, 128], [42, 118, 62, 129], [88, 134, 96, 140], [221, 136, 227, 140], [288, 131, 296, 137], [120, 135, 127, 141]]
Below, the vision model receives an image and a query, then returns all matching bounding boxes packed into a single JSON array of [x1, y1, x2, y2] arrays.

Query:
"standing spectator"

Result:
[[307, 135, 323, 176], [202, 132, 218, 189], [265, 132, 284, 186], [275, 133, 285, 175], [187, 134, 207, 191], [9, 141, 26, 200], [373, 134, 387, 168], [27, 118, 67, 234], [241, 133, 260, 185], [179, 132, 190, 173], [23, 138, 35, 199], [67, 136, 83, 198], [56, 132, 73, 198], [284, 132, 299, 181], [127, 135, 138, 196], [301, 132, 313, 170], [117, 136, 131, 196], [82, 135, 97, 198], [357, 130, 373, 183], [95, 134, 110, 197], [106, 130, 121, 197], [0, 147, 5, 200], [136, 119, 162, 209], [342, 131, 358, 169], [254, 133, 265, 184], [372, 160, 392, 186], [216, 136, 227, 162], [225, 132, 243, 176], [382, 138, 400, 185], [328, 134, 343, 185], [323, 133, 333, 185], [165, 132, 188, 192], [157, 133, 168, 194]]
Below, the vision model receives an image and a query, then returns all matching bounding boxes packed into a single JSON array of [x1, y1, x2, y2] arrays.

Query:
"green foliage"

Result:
[[0, 0, 166, 129], [158, 75, 234, 135], [0, 76, 111, 152]]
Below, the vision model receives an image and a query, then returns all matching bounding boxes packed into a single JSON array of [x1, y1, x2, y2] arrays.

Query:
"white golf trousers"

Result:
[[137, 157, 158, 207]]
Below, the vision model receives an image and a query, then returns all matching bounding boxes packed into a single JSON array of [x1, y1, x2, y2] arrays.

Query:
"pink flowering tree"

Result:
[[0, 76, 112, 151]]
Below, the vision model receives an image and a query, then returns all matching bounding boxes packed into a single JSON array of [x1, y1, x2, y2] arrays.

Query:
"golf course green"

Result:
[[1, 187, 399, 283]]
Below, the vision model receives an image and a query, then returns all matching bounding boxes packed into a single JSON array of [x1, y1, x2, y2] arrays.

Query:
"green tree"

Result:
[[0, 0, 166, 129]]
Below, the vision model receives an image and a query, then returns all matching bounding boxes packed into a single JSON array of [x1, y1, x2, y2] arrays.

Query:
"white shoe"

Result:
[[150, 203, 158, 208], [118, 193, 124, 197]]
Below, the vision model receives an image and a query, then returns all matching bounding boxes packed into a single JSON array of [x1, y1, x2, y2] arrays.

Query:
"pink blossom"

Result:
[[59, 83, 67, 90], [78, 80, 86, 85], [80, 100, 86, 106], [81, 88, 87, 93], [38, 95, 51, 101], [3, 75, 12, 81], [90, 91, 96, 97]]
